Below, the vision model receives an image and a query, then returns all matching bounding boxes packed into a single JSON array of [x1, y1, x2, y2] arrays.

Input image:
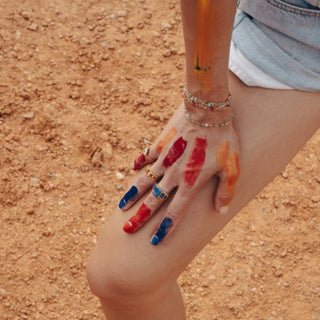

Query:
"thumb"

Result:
[[214, 170, 235, 215], [215, 153, 240, 214]]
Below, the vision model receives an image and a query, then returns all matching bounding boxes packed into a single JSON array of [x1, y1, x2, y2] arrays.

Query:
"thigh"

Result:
[[90, 72, 320, 290]]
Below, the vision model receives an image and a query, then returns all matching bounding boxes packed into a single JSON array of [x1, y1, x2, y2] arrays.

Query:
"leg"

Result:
[[87, 73, 320, 320]]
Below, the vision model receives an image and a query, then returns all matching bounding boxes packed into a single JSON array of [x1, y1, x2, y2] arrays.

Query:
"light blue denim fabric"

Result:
[[232, 0, 320, 91]]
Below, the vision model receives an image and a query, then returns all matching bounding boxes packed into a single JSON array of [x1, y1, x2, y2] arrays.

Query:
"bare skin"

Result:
[[87, 0, 320, 318], [86, 72, 320, 319]]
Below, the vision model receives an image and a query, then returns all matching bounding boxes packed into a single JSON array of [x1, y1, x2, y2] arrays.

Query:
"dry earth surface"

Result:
[[1, 0, 319, 319]]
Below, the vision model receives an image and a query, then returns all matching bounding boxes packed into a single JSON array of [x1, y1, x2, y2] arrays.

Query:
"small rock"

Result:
[[116, 10, 127, 17], [162, 49, 171, 57], [91, 147, 104, 167], [20, 11, 31, 20], [116, 185, 123, 190], [30, 177, 40, 187], [104, 142, 113, 159], [28, 23, 38, 31], [280, 250, 287, 257], [161, 22, 172, 30], [23, 111, 34, 119], [116, 172, 125, 180]]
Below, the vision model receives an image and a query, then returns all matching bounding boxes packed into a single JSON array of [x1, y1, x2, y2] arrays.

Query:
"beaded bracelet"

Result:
[[183, 105, 234, 128], [182, 87, 232, 111]]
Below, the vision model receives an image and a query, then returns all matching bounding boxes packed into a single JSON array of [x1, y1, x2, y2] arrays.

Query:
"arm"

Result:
[[119, 0, 240, 245], [182, 0, 237, 124]]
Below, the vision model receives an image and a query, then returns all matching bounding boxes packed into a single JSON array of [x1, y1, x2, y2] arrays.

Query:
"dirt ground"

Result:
[[0, 0, 319, 319]]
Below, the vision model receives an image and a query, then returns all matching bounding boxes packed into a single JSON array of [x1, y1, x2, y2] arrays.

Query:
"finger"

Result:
[[150, 188, 191, 246], [123, 180, 174, 234], [121, 135, 187, 210], [131, 146, 158, 170], [215, 152, 240, 215], [155, 127, 178, 154], [119, 164, 163, 210]]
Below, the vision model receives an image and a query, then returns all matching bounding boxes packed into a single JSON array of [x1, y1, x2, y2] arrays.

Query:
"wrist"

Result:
[[186, 82, 229, 104], [184, 100, 233, 124]]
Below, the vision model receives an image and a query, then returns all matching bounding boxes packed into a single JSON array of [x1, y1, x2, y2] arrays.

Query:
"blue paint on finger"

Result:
[[150, 217, 173, 245], [119, 186, 138, 209]]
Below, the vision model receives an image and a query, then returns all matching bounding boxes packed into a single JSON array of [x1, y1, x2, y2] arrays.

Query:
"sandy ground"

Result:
[[1, 0, 320, 319]]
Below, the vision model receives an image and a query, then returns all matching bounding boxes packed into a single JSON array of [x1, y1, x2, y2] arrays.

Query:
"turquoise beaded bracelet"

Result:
[[182, 87, 232, 111], [183, 105, 234, 128]]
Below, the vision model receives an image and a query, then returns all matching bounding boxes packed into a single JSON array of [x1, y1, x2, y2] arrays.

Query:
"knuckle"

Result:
[[145, 194, 160, 210], [166, 210, 180, 220], [136, 175, 153, 189]]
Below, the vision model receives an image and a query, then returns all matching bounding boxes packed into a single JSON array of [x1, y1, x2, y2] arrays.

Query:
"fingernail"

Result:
[[150, 217, 173, 246], [123, 221, 134, 233], [150, 235, 159, 245], [119, 186, 138, 209], [219, 206, 229, 215]]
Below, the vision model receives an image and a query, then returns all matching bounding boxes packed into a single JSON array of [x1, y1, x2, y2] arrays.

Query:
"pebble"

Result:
[[20, 11, 31, 20], [116, 185, 123, 190], [116, 10, 127, 17], [23, 111, 35, 119], [116, 172, 125, 180], [30, 177, 40, 187], [161, 22, 172, 30], [104, 142, 113, 159], [27, 23, 38, 31]]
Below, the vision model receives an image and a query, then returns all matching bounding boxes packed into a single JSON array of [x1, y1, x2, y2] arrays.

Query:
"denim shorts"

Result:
[[232, 0, 320, 91]]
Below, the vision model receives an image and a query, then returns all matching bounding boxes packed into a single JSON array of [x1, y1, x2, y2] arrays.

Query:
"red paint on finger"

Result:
[[133, 153, 146, 170], [123, 203, 152, 233], [184, 137, 207, 186], [163, 137, 188, 168]]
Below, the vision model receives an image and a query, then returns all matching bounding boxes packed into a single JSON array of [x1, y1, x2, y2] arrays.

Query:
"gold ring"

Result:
[[153, 184, 169, 201], [145, 165, 159, 182]]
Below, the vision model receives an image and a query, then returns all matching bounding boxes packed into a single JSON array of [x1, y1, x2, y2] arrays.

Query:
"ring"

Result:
[[145, 165, 159, 182], [153, 184, 169, 201], [143, 147, 153, 162]]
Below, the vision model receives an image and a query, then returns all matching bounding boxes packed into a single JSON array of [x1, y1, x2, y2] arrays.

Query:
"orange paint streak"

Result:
[[216, 141, 229, 168], [194, 0, 214, 90], [216, 142, 240, 196], [155, 127, 177, 154], [225, 153, 240, 194]]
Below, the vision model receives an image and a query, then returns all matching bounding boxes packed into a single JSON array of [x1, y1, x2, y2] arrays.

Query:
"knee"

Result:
[[86, 245, 161, 303]]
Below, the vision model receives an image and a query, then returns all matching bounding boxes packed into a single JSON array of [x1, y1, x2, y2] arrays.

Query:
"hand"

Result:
[[119, 103, 240, 245]]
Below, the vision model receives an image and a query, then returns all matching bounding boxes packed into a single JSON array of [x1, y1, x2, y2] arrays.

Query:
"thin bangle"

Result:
[[182, 87, 232, 111], [183, 105, 234, 128]]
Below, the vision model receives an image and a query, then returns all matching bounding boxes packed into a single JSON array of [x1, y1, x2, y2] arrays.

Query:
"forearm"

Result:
[[181, 0, 237, 102]]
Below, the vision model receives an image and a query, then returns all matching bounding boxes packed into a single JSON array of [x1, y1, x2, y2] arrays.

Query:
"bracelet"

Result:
[[184, 105, 234, 128], [182, 87, 232, 111]]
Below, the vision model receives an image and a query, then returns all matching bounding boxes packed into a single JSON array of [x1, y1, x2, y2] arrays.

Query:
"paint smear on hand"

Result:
[[133, 153, 147, 170], [184, 137, 207, 186], [163, 137, 188, 168], [216, 141, 229, 168], [119, 186, 138, 209], [123, 203, 152, 233], [194, 0, 214, 90], [155, 127, 177, 154], [225, 153, 240, 194], [150, 217, 173, 245]]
